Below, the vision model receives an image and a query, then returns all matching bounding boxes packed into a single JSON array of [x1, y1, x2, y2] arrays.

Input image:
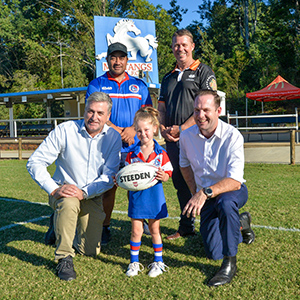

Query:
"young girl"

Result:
[[125, 107, 173, 278]]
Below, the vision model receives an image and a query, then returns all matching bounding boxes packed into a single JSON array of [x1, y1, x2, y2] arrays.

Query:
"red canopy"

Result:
[[246, 75, 300, 102]]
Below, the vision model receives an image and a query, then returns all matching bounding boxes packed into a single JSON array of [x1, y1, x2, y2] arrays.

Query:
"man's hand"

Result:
[[182, 190, 207, 218], [51, 184, 85, 200], [121, 126, 136, 145], [160, 126, 179, 142], [169, 125, 180, 138]]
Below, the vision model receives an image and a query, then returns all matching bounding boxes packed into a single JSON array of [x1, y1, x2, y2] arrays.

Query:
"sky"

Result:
[[148, 0, 201, 28]]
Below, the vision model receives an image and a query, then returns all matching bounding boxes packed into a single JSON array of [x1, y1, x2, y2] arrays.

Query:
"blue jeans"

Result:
[[166, 141, 194, 233], [200, 184, 248, 260]]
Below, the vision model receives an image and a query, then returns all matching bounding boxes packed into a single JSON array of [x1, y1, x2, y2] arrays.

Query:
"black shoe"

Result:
[[143, 220, 151, 236], [45, 212, 56, 246], [56, 255, 76, 281], [101, 226, 111, 246], [240, 212, 255, 244], [207, 256, 237, 287], [179, 229, 196, 238]]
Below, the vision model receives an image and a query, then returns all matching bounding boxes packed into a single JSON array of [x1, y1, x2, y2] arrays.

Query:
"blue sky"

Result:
[[148, 0, 201, 28]]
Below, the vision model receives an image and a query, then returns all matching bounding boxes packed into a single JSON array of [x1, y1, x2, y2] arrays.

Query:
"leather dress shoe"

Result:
[[240, 212, 255, 244], [166, 230, 196, 240], [207, 256, 237, 287]]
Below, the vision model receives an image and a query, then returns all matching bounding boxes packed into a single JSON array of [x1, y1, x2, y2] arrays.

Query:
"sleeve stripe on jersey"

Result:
[[162, 161, 173, 172], [109, 93, 142, 100]]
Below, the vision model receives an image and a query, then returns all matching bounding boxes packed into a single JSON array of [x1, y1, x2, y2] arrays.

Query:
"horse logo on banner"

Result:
[[96, 19, 158, 62]]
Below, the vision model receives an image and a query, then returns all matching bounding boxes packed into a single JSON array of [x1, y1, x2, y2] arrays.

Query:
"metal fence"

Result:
[[227, 108, 299, 143], [0, 117, 81, 138]]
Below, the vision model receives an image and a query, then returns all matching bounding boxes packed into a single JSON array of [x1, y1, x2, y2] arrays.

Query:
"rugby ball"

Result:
[[116, 162, 158, 191]]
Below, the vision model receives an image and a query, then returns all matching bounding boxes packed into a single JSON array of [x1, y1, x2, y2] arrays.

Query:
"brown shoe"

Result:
[[166, 230, 196, 240], [166, 231, 181, 240]]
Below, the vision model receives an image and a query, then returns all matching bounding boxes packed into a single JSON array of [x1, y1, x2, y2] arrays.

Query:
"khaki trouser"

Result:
[[49, 195, 105, 261]]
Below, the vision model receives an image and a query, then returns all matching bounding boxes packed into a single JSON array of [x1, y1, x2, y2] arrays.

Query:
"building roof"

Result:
[[0, 87, 88, 105]]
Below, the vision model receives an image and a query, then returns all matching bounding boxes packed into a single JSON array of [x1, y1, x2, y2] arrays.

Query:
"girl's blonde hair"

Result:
[[133, 107, 160, 135]]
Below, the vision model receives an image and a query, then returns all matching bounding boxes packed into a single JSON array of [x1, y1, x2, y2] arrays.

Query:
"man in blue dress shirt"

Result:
[[179, 90, 255, 286], [27, 92, 122, 281]]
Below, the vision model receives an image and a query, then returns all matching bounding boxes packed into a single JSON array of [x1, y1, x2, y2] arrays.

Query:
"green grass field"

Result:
[[0, 160, 300, 299]]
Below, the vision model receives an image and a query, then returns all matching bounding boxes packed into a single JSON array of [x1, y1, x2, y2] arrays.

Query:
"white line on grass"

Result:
[[0, 216, 50, 232], [112, 211, 300, 233], [1, 198, 300, 233]]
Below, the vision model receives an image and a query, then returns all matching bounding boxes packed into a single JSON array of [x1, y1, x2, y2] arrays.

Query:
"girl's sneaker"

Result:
[[126, 262, 144, 277], [147, 261, 169, 278]]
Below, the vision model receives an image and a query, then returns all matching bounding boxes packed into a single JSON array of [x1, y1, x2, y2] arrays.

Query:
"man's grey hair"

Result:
[[85, 92, 113, 114]]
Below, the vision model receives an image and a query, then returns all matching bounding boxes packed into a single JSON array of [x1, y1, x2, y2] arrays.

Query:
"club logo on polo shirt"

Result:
[[206, 75, 217, 91], [129, 84, 140, 93]]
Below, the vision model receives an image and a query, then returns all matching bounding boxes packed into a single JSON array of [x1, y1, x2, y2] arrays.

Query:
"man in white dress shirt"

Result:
[[27, 92, 121, 281], [179, 89, 255, 286]]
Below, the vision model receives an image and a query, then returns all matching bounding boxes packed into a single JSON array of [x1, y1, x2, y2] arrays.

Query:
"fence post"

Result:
[[18, 138, 22, 160], [290, 130, 295, 165]]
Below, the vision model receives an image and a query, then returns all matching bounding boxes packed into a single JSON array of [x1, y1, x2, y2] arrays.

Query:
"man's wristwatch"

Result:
[[203, 187, 213, 199], [82, 190, 87, 200]]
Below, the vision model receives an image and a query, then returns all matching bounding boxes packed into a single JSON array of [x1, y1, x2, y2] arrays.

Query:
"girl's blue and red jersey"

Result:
[[125, 140, 173, 219]]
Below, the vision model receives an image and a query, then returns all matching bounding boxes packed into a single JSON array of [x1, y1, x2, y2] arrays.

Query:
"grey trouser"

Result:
[[49, 195, 105, 261]]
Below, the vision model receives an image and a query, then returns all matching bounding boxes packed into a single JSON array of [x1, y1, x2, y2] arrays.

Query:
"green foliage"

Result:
[[168, 0, 188, 27], [1, 0, 300, 117], [14, 103, 46, 120], [9, 70, 41, 93], [0, 106, 9, 120], [192, 0, 300, 115]]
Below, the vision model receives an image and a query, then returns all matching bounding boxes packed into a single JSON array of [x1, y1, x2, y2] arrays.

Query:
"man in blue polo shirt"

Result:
[[86, 42, 152, 244]]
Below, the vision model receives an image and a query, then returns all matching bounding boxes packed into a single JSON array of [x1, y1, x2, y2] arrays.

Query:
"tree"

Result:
[[126, 0, 177, 80], [238, 0, 258, 48], [167, 0, 188, 27]]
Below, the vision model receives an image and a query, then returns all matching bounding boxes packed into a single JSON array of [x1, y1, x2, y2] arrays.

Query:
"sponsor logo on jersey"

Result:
[[102, 86, 113, 90], [186, 73, 196, 82], [129, 84, 140, 93]]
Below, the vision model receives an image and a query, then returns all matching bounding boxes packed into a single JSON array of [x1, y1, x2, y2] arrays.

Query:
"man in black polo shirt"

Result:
[[158, 29, 217, 240]]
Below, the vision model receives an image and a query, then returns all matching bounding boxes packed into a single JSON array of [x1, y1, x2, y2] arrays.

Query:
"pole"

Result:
[[246, 98, 248, 128], [295, 107, 298, 144], [290, 130, 295, 165], [18, 138, 22, 160], [60, 42, 64, 88]]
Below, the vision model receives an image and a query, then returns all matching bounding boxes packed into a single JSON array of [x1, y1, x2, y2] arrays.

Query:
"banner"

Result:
[[94, 16, 159, 86]]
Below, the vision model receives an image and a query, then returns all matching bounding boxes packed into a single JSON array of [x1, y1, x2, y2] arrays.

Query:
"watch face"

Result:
[[205, 187, 213, 197]]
